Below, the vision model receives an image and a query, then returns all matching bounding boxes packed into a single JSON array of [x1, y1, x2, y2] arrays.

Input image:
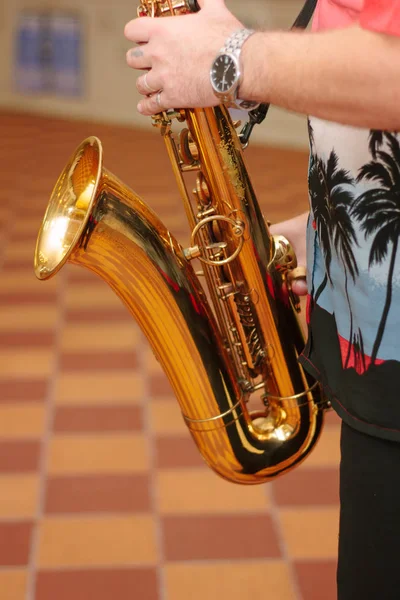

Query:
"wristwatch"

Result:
[[210, 28, 259, 111]]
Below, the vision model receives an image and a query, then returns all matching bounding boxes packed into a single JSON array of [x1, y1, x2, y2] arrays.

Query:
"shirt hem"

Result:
[[298, 353, 400, 444]]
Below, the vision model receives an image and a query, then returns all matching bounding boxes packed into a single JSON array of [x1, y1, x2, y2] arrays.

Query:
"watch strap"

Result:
[[221, 28, 255, 57]]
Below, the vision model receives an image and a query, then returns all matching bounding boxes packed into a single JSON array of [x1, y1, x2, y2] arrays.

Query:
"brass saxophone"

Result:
[[34, 0, 328, 484]]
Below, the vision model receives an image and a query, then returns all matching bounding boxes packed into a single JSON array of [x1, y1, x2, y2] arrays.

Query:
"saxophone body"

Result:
[[34, 0, 328, 484]]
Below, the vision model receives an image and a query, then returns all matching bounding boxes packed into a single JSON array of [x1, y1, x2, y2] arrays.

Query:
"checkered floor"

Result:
[[0, 111, 341, 600]]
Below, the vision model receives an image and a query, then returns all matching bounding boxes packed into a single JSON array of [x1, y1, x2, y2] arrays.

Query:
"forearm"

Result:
[[241, 25, 400, 130]]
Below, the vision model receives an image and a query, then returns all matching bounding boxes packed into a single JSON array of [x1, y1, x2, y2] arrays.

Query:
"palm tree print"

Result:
[[351, 327, 366, 375], [308, 149, 358, 366], [308, 153, 333, 298], [353, 131, 400, 364], [368, 130, 385, 159], [308, 120, 315, 155]]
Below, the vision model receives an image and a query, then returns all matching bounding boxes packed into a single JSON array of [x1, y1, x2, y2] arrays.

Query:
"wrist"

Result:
[[210, 28, 260, 111], [238, 32, 269, 103]]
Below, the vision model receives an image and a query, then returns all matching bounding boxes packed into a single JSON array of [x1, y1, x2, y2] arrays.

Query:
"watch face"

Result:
[[211, 54, 238, 94]]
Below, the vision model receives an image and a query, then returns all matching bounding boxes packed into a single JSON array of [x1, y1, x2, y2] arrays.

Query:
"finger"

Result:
[[126, 46, 152, 70], [197, 0, 225, 8], [291, 278, 308, 297], [124, 17, 154, 43], [136, 71, 162, 96], [137, 91, 169, 116]]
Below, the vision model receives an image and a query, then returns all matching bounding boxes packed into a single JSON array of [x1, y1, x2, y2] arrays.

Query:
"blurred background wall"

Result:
[[0, 0, 309, 149]]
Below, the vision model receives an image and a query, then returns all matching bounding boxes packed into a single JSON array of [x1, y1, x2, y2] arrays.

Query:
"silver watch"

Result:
[[210, 28, 259, 111]]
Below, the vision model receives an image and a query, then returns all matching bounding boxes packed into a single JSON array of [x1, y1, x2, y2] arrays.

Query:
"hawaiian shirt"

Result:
[[299, 0, 400, 441]]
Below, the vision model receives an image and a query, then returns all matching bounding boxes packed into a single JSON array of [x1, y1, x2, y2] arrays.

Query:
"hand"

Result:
[[124, 0, 243, 115], [269, 212, 309, 297]]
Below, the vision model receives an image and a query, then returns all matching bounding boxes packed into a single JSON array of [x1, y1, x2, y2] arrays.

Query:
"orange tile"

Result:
[[45, 473, 151, 514], [0, 380, 47, 403], [150, 399, 186, 435], [156, 214, 186, 230], [0, 271, 57, 293], [65, 307, 128, 324], [146, 347, 164, 375], [55, 372, 143, 405], [279, 508, 340, 559], [35, 569, 158, 600], [149, 372, 173, 397], [0, 440, 40, 473], [37, 516, 157, 567], [48, 434, 149, 474], [155, 436, 206, 468], [163, 514, 280, 560], [0, 475, 39, 517], [54, 405, 143, 433], [273, 466, 339, 506], [0, 291, 57, 305], [60, 323, 139, 352], [60, 351, 137, 372], [0, 522, 33, 565], [325, 409, 342, 426], [0, 570, 27, 600], [165, 561, 296, 600], [13, 217, 41, 232], [3, 241, 35, 261], [64, 284, 121, 310], [0, 306, 58, 331], [0, 331, 54, 347], [0, 404, 46, 438], [65, 264, 95, 281], [157, 468, 269, 514], [0, 208, 12, 222], [295, 561, 338, 600], [0, 350, 53, 378], [301, 425, 341, 468]]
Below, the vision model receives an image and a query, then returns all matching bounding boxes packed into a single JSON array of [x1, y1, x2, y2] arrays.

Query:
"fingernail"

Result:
[[137, 103, 143, 113]]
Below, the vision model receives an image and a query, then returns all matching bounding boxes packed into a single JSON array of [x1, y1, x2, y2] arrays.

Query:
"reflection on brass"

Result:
[[180, 128, 199, 165], [138, 0, 188, 16], [195, 174, 211, 206], [190, 215, 244, 267], [183, 245, 201, 261], [33, 0, 329, 485], [288, 266, 307, 282], [218, 139, 246, 202], [273, 234, 298, 271]]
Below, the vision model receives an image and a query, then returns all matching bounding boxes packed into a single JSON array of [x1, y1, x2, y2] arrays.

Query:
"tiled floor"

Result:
[[0, 111, 341, 600]]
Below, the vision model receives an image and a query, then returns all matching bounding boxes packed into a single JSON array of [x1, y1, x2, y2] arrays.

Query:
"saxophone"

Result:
[[34, 0, 328, 484]]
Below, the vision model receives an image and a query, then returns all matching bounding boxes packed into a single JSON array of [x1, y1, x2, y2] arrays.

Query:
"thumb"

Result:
[[288, 266, 308, 297], [291, 278, 308, 297], [196, 0, 226, 10]]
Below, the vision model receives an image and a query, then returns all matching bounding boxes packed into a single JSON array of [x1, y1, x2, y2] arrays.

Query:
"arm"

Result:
[[125, 0, 400, 130], [240, 25, 400, 131]]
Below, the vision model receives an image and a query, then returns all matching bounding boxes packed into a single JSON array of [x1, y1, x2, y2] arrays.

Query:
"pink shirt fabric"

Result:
[[312, 0, 400, 35]]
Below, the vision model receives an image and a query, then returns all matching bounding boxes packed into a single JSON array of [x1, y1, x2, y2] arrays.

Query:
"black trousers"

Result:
[[338, 421, 400, 599]]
